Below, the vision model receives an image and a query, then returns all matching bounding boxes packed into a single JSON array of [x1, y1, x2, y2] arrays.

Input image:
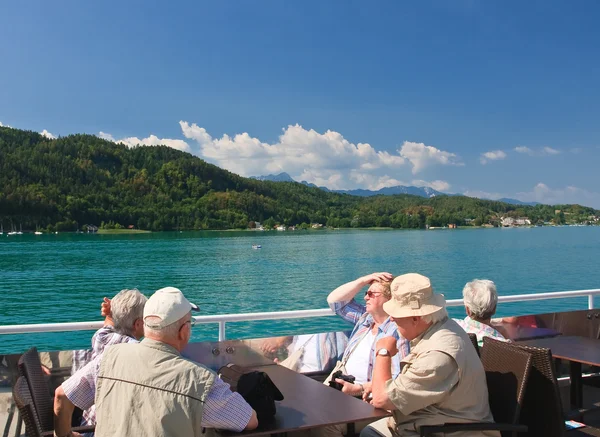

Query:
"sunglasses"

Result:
[[365, 290, 384, 298]]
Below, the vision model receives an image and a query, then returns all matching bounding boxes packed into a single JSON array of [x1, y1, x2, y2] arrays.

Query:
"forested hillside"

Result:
[[0, 126, 597, 231]]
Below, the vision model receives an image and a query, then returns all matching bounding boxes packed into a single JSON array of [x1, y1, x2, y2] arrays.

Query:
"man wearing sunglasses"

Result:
[[54, 287, 259, 437]]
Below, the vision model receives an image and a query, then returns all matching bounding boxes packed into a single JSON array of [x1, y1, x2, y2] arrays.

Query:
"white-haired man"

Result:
[[67, 288, 147, 432], [54, 287, 258, 437], [71, 289, 147, 373], [361, 273, 498, 437], [455, 279, 506, 347]]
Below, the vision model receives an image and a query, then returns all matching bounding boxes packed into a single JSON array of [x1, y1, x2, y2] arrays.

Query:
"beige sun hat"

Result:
[[383, 273, 446, 318]]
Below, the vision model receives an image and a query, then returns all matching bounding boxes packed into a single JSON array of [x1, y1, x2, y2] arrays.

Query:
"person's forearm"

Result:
[[327, 277, 368, 304], [371, 355, 394, 409], [54, 386, 75, 436], [244, 409, 258, 430]]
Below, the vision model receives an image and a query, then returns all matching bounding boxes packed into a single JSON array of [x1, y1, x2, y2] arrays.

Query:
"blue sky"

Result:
[[1, 1, 599, 207]]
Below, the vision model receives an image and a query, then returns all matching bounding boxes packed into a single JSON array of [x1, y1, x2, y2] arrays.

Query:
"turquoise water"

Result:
[[1, 227, 599, 353]]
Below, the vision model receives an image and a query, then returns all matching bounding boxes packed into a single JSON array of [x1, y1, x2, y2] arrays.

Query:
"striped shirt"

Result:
[[330, 299, 410, 380], [454, 316, 507, 347], [62, 343, 252, 432], [70, 325, 139, 430], [71, 325, 138, 374]]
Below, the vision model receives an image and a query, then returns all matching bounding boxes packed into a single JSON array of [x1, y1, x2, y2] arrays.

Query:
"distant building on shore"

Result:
[[501, 217, 531, 227]]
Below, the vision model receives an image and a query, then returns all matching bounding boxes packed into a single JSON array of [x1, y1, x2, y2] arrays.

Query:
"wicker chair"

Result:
[[467, 332, 480, 357], [12, 376, 51, 437], [17, 347, 54, 432], [420, 337, 531, 437], [17, 347, 95, 436], [514, 343, 600, 437]]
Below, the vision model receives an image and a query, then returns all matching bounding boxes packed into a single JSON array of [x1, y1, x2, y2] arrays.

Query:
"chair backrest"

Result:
[[481, 337, 532, 429], [467, 333, 480, 357], [18, 347, 54, 431], [514, 343, 565, 437], [12, 375, 44, 437]]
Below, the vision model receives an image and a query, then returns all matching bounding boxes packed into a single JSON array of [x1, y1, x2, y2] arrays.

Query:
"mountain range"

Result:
[[251, 172, 539, 206]]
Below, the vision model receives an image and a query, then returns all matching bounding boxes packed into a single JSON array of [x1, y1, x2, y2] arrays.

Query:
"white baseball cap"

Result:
[[143, 287, 199, 328]]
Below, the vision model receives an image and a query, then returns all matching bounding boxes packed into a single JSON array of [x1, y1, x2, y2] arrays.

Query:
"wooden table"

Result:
[[520, 336, 600, 409], [218, 364, 390, 437]]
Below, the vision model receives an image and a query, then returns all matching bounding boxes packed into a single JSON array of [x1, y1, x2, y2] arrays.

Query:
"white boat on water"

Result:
[[252, 244, 262, 249], [34, 231, 43, 235]]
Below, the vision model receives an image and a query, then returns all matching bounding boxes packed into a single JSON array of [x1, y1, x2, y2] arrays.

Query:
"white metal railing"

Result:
[[0, 288, 598, 341]]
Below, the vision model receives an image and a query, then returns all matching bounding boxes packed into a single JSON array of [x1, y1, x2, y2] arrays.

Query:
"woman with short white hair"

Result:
[[455, 279, 506, 346]]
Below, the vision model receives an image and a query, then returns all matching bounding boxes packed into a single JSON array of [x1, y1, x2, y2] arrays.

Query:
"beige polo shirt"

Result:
[[384, 318, 499, 437], [95, 338, 216, 437]]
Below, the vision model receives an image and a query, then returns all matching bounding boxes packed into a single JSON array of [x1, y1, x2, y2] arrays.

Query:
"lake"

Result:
[[1, 226, 599, 353]]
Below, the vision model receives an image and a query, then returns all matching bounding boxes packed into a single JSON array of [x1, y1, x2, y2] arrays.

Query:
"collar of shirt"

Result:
[[462, 316, 500, 333], [141, 338, 181, 356], [409, 316, 449, 349], [358, 312, 395, 332]]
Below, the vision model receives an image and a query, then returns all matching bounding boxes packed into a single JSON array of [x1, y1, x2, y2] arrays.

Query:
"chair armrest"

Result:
[[420, 422, 528, 436]]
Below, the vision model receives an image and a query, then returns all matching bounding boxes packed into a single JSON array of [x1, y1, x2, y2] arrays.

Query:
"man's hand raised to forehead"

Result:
[[101, 297, 114, 326]]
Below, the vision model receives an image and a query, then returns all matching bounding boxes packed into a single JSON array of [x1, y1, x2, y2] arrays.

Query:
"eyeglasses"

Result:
[[181, 318, 196, 331], [365, 290, 384, 298]]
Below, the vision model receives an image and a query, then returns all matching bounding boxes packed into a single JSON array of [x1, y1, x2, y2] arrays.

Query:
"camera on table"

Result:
[[328, 370, 356, 390]]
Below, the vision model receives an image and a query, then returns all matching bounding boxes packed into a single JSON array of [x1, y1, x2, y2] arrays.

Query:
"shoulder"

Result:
[[176, 355, 217, 381], [409, 350, 458, 377]]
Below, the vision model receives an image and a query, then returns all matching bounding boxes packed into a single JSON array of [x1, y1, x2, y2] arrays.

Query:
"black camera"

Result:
[[328, 370, 356, 390]]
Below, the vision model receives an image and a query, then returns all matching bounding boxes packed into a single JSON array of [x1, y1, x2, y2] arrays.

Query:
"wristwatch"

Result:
[[376, 348, 390, 356]]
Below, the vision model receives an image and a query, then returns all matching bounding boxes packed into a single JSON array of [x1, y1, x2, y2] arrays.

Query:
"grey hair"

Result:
[[144, 313, 189, 338], [462, 279, 498, 320], [111, 289, 148, 336], [421, 307, 449, 324]]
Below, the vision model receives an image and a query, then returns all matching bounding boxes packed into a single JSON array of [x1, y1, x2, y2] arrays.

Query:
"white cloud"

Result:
[[412, 179, 451, 192], [98, 131, 116, 142], [98, 131, 192, 153], [94, 122, 458, 192], [543, 146, 560, 155], [514, 146, 534, 155], [0, 121, 13, 128], [514, 146, 561, 156], [516, 183, 600, 208], [40, 129, 56, 139], [398, 141, 463, 174], [180, 121, 460, 190], [480, 150, 507, 164]]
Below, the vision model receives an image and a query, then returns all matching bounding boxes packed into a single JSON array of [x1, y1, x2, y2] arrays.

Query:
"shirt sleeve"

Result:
[[201, 377, 253, 431], [329, 298, 366, 325], [385, 350, 459, 416], [62, 355, 102, 411]]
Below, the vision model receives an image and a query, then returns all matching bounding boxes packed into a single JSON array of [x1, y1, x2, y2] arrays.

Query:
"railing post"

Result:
[[218, 321, 226, 341], [589, 294, 594, 310]]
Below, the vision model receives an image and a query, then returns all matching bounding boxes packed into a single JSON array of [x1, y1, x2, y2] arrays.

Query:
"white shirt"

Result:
[[343, 330, 375, 384]]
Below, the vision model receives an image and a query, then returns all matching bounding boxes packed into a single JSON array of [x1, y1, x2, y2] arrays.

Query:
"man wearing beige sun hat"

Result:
[[360, 273, 499, 437]]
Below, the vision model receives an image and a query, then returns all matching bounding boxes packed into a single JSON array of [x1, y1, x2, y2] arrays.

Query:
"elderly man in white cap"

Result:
[[361, 274, 498, 437], [54, 287, 259, 437]]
